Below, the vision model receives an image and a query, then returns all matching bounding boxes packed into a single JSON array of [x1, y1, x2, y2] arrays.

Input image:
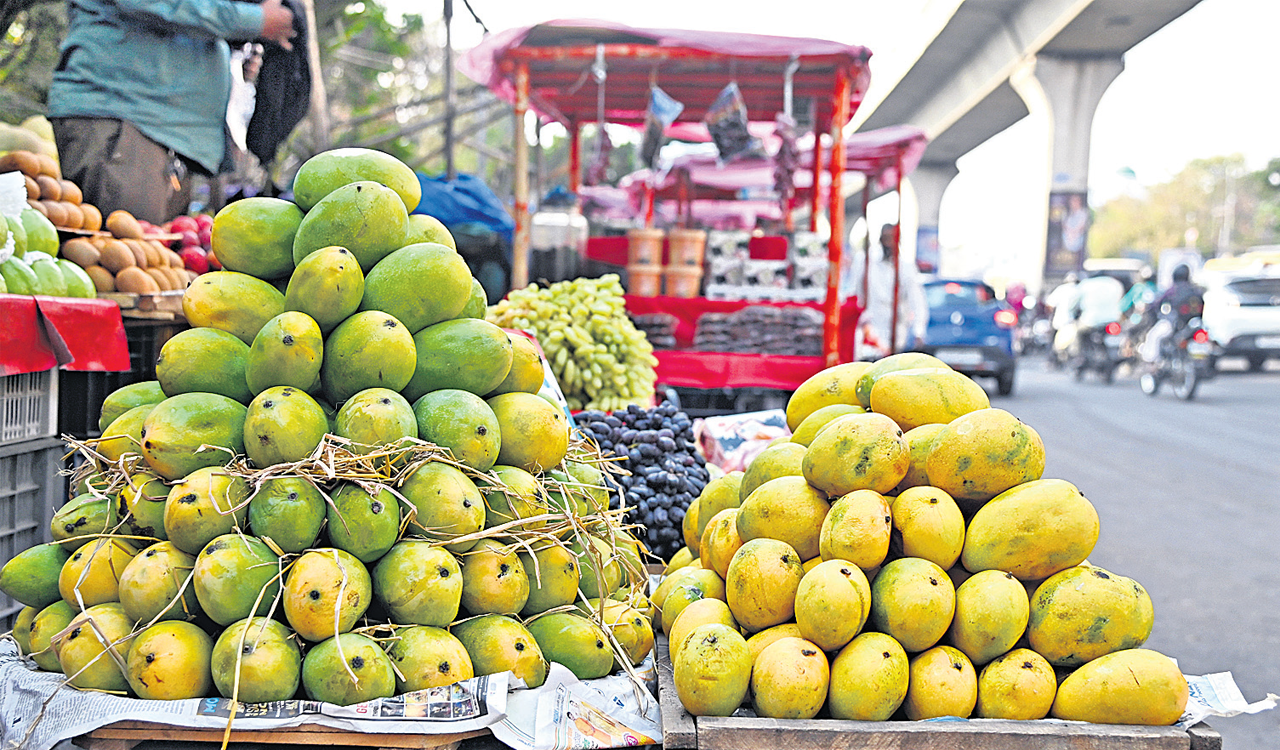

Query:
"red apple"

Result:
[[180, 230, 200, 248], [197, 227, 212, 248], [180, 247, 209, 275], [195, 213, 214, 231], [206, 249, 222, 270], [169, 215, 199, 235]]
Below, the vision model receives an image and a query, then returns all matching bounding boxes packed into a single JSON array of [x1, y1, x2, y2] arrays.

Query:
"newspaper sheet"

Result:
[[490, 657, 660, 750], [1179, 671, 1279, 728], [0, 641, 508, 750]]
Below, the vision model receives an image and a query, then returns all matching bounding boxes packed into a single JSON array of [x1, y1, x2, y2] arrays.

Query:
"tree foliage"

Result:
[[1090, 154, 1280, 260]]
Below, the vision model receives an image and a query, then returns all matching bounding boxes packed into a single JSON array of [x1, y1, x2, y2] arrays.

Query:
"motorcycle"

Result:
[[1139, 317, 1216, 400], [1072, 322, 1125, 383]]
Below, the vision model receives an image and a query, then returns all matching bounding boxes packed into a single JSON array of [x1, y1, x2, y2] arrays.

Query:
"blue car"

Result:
[[913, 279, 1019, 395]]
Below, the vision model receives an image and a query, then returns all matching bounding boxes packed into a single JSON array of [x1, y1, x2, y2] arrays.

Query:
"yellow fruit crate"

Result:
[[655, 636, 1222, 750]]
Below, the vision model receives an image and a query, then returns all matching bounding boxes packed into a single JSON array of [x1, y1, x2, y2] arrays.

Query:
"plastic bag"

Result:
[[704, 82, 753, 163], [640, 86, 684, 169]]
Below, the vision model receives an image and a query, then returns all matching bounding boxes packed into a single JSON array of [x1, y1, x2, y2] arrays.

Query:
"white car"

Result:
[[1199, 267, 1280, 371]]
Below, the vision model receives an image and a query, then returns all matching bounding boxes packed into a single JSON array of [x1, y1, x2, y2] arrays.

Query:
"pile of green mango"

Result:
[[0, 148, 658, 707], [0, 207, 95, 297]]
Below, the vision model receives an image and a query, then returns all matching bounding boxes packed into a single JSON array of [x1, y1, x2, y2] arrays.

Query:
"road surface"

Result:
[[992, 357, 1280, 748]]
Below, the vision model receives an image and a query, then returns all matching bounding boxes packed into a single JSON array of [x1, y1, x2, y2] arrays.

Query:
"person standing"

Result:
[[847, 224, 928, 360], [47, 0, 297, 225]]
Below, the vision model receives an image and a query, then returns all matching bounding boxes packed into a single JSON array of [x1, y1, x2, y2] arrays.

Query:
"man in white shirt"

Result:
[[1045, 273, 1080, 365], [1072, 272, 1125, 331], [845, 224, 928, 359]]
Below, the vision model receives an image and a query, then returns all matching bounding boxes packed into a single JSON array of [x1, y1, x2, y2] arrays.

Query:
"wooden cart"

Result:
[[78, 721, 490, 750], [655, 636, 1223, 750]]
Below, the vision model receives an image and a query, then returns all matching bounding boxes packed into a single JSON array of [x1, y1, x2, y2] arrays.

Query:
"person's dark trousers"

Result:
[[51, 117, 176, 225]]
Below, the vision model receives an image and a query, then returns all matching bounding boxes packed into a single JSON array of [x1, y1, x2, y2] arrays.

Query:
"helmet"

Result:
[[1172, 265, 1191, 282]]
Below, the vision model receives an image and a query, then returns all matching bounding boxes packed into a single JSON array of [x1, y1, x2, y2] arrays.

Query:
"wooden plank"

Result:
[[86, 721, 488, 749], [696, 716, 1191, 750], [1186, 722, 1222, 750], [655, 634, 698, 749]]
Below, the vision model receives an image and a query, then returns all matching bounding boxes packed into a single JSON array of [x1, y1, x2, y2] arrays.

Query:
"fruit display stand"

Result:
[[654, 635, 1223, 750]]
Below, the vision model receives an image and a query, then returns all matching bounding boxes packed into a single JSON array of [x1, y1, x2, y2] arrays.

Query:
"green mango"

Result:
[[400, 462, 485, 554], [0, 256, 39, 294], [292, 147, 420, 213], [0, 542, 73, 609], [98, 404, 154, 462], [371, 540, 462, 626], [98, 381, 166, 433], [163, 466, 250, 555], [155, 327, 252, 403], [28, 600, 76, 672], [334, 387, 417, 455], [242, 386, 328, 468], [248, 476, 326, 553], [50, 493, 117, 542], [56, 258, 96, 298], [192, 534, 281, 625], [245, 311, 323, 395], [117, 541, 202, 623], [140, 393, 247, 480], [283, 246, 365, 334], [404, 213, 456, 250], [182, 270, 285, 345], [387, 625, 473, 692], [211, 197, 302, 280], [300, 633, 395, 706], [320, 311, 416, 404], [526, 612, 613, 680], [359, 242, 472, 333], [412, 389, 501, 472], [26, 253, 66, 295], [292, 180, 407, 271], [402, 317, 513, 401], [326, 483, 401, 563], [210, 617, 302, 702], [119, 470, 170, 539], [458, 277, 487, 319]]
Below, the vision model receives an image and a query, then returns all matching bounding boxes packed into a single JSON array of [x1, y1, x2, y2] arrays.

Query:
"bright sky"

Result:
[[434, 0, 1277, 284]]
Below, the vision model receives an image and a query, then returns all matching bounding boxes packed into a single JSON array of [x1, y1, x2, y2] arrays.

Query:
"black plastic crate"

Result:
[[58, 320, 187, 440], [0, 436, 65, 628]]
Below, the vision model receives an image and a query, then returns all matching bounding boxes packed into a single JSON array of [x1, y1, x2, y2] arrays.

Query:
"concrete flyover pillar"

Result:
[[1033, 54, 1124, 278], [910, 162, 958, 274]]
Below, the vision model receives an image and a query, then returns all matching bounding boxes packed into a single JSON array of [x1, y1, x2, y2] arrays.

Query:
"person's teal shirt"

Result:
[[48, 0, 265, 176], [1121, 279, 1156, 314]]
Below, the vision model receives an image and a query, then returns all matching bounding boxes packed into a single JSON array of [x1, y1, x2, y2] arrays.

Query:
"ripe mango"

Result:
[[1052, 648, 1188, 725], [925, 408, 1045, 507], [745, 623, 804, 665], [962, 478, 1098, 581], [853, 353, 951, 409], [164, 467, 249, 555], [785, 361, 872, 431], [790, 403, 864, 447], [725, 538, 804, 632], [672, 623, 750, 716], [401, 462, 485, 553], [486, 332, 544, 396], [947, 569, 1029, 666], [975, 648, 1056, 719], [571, 534, 624, 600], [56, 602, 136, 692], [828, 631, 909, 720], [487, 392, 569, 473], [667, 598, 736, 664], [451, 614, 547, 688], [869, 557, 955, 653], [801, 412, 909, 496], [302, 632, 396, 705], [699, 507, 743, 579], [527, 612, 613, 680], [518, 540, 579, 616], [28, 600, 76, 672], [460, 538, 529, 616], [751, 637, 830, 719], [372, 540, 462, 626], [904, 645, 977, 719], [412, 389, 501, 471], [1028, 564, 1154, 667], [119, 471, 169, 540], [284, 246, 365, 334], [12, 607, 35, 655], [794, 559, 870, 652], [182, 270, 285, 344], [740, 442, 807, 501], [292, 147, 420, 213], [388, 625, 474, 692], [293, 181, 408, 271], [481, 465, 548, 532], [320, 311, 417, 404], [247, 477, 326, 556], [694, 471, 743, 542], [211, 197, 301, 280], [117, 541, 202, 623], [141, 394, 247, 481], [59, 538, 138, 609], [360, 243, 473, 333], [243, 386, 329, 468], [126, 620, 214, 700], [334, 387, 417, 454], [736, 476, 829, 562], [819, 489, 892, 571], [326, 483, 400, 562], [890, 485, 965, 569], [869, 366, 989, 431], [283, 548, 372, 642], [192, 534, 281, 625], [210, 617, 301, 702], [403, 317, 513, 400], [245, 311, 323, 395]]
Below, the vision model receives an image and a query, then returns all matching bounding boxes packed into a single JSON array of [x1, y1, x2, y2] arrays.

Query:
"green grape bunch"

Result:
[[488, 275, 658, 412]]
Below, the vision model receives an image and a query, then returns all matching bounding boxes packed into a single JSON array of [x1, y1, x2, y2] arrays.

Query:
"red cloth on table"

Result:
[[0, 295, 131, 376], [585, 236, 631, 266], [625, 294, 860, 357]]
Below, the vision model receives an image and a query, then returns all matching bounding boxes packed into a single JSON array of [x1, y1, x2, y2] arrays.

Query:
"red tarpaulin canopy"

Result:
[[460, 19, 872, 365]]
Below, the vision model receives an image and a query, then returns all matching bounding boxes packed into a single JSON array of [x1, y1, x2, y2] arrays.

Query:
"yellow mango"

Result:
[[962, 479, 1098, 581], [1051, 649, 1188, 725], [869, 367, 990, 431]]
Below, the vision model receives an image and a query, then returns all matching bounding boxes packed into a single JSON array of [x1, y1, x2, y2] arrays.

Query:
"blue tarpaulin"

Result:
[[415, 173, 515, 244]]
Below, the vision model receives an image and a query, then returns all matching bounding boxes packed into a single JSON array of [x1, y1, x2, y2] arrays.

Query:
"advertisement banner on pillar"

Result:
[[916, 226, 939, 274], [1046, 191, 1089, 276]]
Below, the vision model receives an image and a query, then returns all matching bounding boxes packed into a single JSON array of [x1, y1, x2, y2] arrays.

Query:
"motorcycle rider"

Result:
[[1139, 264, 1204, 363], [1070, 271, 1125, 370], [1045, 273, 1080, 367]]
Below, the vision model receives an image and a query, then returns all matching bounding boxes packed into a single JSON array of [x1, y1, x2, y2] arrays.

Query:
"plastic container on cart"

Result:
[[627, 228, 665, 266], [664, 266, 704, 299], [626, 264, 664, 297], [1, 370, 58, 447], [706, 256, 744, 286], [667, 229, 707, 268], [0, 436, 63, 627], [742, 259, 790, 288]]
